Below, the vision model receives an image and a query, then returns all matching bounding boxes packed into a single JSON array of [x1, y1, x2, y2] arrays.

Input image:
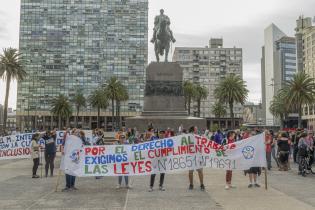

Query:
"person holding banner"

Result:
[[188, 126, 205, 191], [149, 130, 166, 192], [265, 130, 272, 170], [225, 131, 236, 190], [43, 131, 57, 177], [117, 134, 131, 189], [244, 131, 262, 188], [31, 133, 41, 178]]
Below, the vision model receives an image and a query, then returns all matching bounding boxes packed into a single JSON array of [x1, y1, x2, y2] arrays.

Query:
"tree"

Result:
[[211, 101, 227, 118], [183, 80, 195, 115], [279, 72, 315, 128], [115, 84, 129, 129], [269, 92, 288, 129], [0, 48, 26, 132], [193, 84, 208, 117], [214, 74, 249, 129], [50, 94, 72, 129], [73, 91, 86, 128], [89, 88, 109, 129], [104, 77, 123, 131]]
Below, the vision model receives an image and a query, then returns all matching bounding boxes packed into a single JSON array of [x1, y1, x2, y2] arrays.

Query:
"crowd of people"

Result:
[[28, 125, 315, 193]]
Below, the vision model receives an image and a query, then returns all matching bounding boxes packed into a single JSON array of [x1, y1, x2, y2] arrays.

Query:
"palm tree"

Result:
[[269, 92, 288, 129], [212, 101, 227, 118], [0, 48, 26, 131], [279, 72, 315, 128], [214, 74, 249, 129], [73, 91, 86, 128], [50, 94, 72, 129], [193, 84, 208, 117], [89, 88, 109, 129], [183, 80, 195, 115], [115, 85, 129, 129], [104, 77, 123, 131]]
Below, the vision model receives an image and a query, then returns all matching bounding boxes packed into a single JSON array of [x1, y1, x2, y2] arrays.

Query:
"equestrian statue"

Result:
[[151, 9, 176, 62]]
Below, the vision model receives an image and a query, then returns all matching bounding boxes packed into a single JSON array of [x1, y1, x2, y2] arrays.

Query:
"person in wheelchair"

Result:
[[298, 132, 313, 176]]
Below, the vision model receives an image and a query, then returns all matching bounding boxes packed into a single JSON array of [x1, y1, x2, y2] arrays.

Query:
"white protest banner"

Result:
[[61, 133, 266, 177], [60, 135, 84, 176], [0, 130, 94, 160], [0, 133, 33, 160]]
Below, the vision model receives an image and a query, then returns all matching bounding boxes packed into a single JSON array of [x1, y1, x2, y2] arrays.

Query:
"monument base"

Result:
[[126, 62, 207, 132], [125, 116, 206, 132]]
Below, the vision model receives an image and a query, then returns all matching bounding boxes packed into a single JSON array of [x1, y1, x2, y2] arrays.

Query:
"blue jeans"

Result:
[[118, 176, 129, 185], [66, 174, 76, 188]]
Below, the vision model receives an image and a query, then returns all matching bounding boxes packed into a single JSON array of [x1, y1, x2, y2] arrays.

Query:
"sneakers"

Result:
[[71, 186, 78, 191], [188, 184, 194, 190], [116, 185, 121, 189], [126, 185, 132, 189], [148, 187, 153, 192], [62, 187, 70, 192], [200, 184, 205, 191], [32, 175, 40, 178], [254, 183, 260, 188], [159, 186, 165, 191], [225, 185, 230, 190], [248, 184, 253, 188]]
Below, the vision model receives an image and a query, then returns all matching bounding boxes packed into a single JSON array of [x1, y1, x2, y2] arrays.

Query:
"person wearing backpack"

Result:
[[277, 132, 291, 171]]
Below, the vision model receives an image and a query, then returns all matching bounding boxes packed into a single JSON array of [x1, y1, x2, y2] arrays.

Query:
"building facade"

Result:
[[300, 17, 315, 129], [17, 0, 148, 131], [295, 16, 312, 72], [172, 38, 243, 128], [275, 36, 297, 85], [0, 104, 3, 131], [261, 24, 287, 126], [243, 102, 264, 125]]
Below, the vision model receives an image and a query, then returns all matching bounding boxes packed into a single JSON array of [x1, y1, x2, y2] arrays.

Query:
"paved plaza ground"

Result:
[[0, 157, 314, 210]]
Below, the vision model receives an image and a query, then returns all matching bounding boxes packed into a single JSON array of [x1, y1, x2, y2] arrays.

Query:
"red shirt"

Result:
[[227, 137, 235, 144], [265, 134, 272, 152], [242, 132, 250, 140]]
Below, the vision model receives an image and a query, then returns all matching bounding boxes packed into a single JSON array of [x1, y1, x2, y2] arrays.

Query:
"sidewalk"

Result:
[[201, 168, 315, 210], [0, 158, 314, 210]]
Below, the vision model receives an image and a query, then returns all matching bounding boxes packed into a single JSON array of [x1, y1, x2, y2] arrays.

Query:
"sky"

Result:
[[0, 0, 315, 109]]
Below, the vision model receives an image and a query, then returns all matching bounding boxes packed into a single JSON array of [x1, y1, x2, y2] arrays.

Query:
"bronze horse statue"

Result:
[[154, 18, 172, 62]]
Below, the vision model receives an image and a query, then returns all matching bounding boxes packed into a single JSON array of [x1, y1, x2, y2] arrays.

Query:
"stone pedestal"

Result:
[[126, 62, 206, 131]]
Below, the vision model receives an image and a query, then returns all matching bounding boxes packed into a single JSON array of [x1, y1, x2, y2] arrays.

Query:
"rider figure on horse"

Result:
[[151, 9, 176, 43]]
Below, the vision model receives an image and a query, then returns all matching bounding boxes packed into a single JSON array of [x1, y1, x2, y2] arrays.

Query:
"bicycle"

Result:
[[299, 151, 315, 176]]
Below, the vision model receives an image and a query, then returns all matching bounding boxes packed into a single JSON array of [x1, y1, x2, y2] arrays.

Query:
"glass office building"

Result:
[[275, 36, 297, 84], [17, 0, 148, 130]]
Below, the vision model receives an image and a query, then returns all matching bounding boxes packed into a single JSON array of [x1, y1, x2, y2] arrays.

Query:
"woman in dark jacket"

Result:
[[277, 132, 291, 171]]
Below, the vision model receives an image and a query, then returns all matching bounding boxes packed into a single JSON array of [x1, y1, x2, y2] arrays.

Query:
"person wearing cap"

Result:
[[149, 130, 166, 192]]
